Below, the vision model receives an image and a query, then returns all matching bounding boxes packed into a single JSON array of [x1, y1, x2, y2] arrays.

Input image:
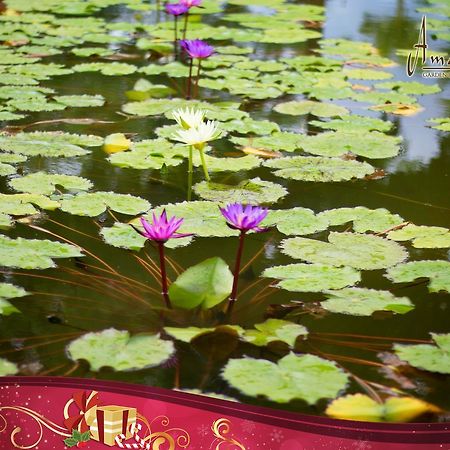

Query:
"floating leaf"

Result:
[[263, 264, 360, 292], [164, 325, 243, 343], [242, 319, 308, 347], [388, 224, 450, 248], [282, 232, 408, 270], [0, 282, 28, 316], [309, 115, 393, 133], [60, 192, 150, 217], [394, 333, 450, 374], [0, 153, 26, 176], [273, 100, 349, 117], [326, 394, 440, 422], [192, 153, 261, 172], [9, 172, 93, 195], [103, 133, 131, 154], [72, 62, 137, 76], [193, 178, 287, 204], [220, 118, 280, 135], [100, 223, 145, 251], [67, 328, 174, 371], [169, 257, 233, 310], [264, 156, 375, 182], [0, 235, 82, 269], [53, 94, 105, 107], [343, 68, 393, 80], [230, 132, 306, 152], [263, 207, 329, 235], [0, 358, 18, 376], [317, 207, 404, 233], [222, 353, 348, 404], [386, 261, 450, 293], [374, 81, 441, 95], [427, 117, 450, 132], [321, 288, 413, 316]]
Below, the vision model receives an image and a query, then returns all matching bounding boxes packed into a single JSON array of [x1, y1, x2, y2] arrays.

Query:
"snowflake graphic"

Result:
[[241, 419, 257, 433], [353, 440, 373, 450], [269, 429, 284, 443], [197, 423, 209, 438]]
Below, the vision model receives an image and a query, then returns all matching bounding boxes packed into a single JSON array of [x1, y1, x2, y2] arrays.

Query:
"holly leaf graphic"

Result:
[[81, 431, 91, 442], [72, 429, 82, 440], [63, 437, 78, 447]]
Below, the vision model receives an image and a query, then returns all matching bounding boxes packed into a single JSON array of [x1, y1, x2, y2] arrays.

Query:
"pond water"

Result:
[[0, 0, 449, 422]]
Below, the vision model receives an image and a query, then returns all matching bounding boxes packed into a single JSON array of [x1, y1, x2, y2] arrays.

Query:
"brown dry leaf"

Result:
[[4, 39, 29, 47], [241, 146, 282, 159], [365, 168, 385, 180], [352, 84, 372, 92]]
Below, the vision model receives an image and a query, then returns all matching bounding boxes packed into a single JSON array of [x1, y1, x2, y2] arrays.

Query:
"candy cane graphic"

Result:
[[115, 423, 151, 449]]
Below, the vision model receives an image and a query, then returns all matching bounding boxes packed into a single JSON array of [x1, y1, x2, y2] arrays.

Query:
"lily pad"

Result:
[[53, 94, 105, 107], [9, 172, 93, 195], [427, 117, 450, 132], [72, 62, 137, 76], [0, 235, 82, 269], [321, 288, 413, 316], [264, 156, 375, 182], [388, 224, 450, 248], [263, 207, 329, 235], [326, 394, 439, 422], [374, 81, 441, 95], [193, 178, 287, 204], [60, 192, 150, 217], [230, 132, 306, 152], [242, 319, 308, 348], [0, 358, 18, 376], [282, 232, 408, 270], [273, 100, 349, 117], [164, 325, 243, 343], [394, 333, 450, 374], [0, 282, 28, 316], [67, 328, 175, 371], [263, 264, 360, 292], [343, 68, 393, 80], [309, 115, 393, 133], [386, 260, 450, 293], [222, 352, 349, 404]]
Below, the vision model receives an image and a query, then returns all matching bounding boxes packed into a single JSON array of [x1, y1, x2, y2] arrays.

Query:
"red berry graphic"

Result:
[[77, 442, 87, 448]]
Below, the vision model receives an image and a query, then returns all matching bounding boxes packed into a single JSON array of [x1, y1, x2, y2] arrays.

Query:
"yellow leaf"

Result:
[[370, 103, 423, 116], [241, 146, 281, 159], [384, 397, 441, 422], [325, 394, 384, 422], [103, 133, 131, 154]]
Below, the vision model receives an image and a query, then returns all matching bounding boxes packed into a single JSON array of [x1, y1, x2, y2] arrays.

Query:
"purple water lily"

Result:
[[220, 203, 269, 233], [220, 204, 270, 316], [165, 2, 189, 15], [134, 211, 192, 309], [180, 0, 202, 7], [180, 39, 214, 99]]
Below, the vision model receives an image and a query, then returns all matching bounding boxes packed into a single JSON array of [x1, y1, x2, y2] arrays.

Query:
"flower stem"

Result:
[[182, 11, 189, 40], [227, 231, 246, 316], [187, 145, 193, 200], [194, 59, 202, 99], [198, 147, 210, 181], [174, 16, 178, 60], [157, 242, 172, 309], [186, 58, 193, 99]]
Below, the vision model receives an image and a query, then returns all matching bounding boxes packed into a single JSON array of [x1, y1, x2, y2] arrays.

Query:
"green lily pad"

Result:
[[0, 358, 18, 376], [9, 172, 93, 195], [374, 81, 441, 95], [386, 260, 450, 293], [242, 319, 308, 348], [7, 96, 66, 112], [282, 232, 408, 270], [394, 333, 450, 374], [72, 62, 137, 76], [193, 177, 287, 204], [0, 235, 82, 269], [388, 224, 450, 248], [264, 156, 375, 182], [192, 153, 261, 172], [301, 131, 402, 159], [53, 94, 105, 107], [0, 282, 28, 316], [220, 118, 280, 135], [67, 328, 175, 371], [273, 100, 349, 117], [0, 153, 27, 176], [222, 352, 349, 404], [321, 288, 413, 316], [260, 27, 322, 44], [230, 131, 306, 152], [427, 117, 450, 132], [263, 207, 329, 235], [317, 207, 404, 233], [60, 192, 150, 217], [343, 68, 393, 80], [164, 325, 243, 343], [263, 263, 360, 292], [309, 115, 393, 133], [169, 257, 233, 310]]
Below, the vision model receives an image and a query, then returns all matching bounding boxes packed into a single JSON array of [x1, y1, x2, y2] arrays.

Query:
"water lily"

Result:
[[133, 211, 191, 309], [179, 39, 214, 99], [179, 0, 203, 40], [220, 204, 269, 315], [172, 107, 205, 129], [165, 3, 189, 59]]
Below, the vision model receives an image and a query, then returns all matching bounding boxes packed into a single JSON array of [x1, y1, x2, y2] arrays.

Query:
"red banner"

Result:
[[0, 377, 448, 449]]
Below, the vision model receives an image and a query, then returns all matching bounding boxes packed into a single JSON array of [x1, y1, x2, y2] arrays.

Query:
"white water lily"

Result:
[[171, 108, 205, 129], [172, 120, 221, 149]]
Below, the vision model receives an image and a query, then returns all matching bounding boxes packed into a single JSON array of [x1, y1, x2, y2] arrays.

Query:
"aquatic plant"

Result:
[[133, 211, 191, 309], [179, 39, 214, 98], [220, 203, 268, 315], [179, 0, 203, 40], [165, 3, 189, 59]]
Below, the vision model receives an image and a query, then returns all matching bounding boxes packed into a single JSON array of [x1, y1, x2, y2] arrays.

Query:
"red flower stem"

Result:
[[227, 230, 246, 316], [194, 59, 202, 98], [182, 11, 189, 40], [158, 242, 172, 309], [186, 58, 193, 99], [174, 16, 178, 60]]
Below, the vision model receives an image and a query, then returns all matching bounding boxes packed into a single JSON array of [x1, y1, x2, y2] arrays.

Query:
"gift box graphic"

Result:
[[86, 405, 137, 447]]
